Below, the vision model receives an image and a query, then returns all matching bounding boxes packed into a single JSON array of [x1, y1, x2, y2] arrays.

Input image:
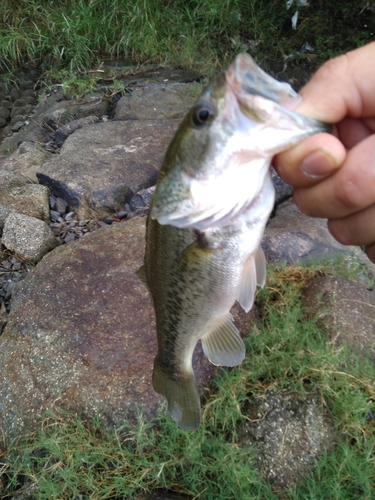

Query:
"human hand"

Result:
[[273, 41, 375, 263]]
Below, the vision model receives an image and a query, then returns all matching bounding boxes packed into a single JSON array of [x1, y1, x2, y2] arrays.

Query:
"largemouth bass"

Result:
[[139, 53, 329, 430]]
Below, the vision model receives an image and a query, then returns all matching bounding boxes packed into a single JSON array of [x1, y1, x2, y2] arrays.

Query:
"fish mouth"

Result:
[[226, 53, 332, 143], [229, 52, 302, 109]]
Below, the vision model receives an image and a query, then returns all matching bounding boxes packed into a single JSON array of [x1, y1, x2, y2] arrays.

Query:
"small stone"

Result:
[[2, 125, 12, 136], [11, 121, 25, 132], [65, 211, 76, 221], [50, 210, 61, 221], [49, 195, 56, 209], [43, 109, 74, 131], [14, 272, 27, 282], [103, 216, 114, 225], [13, 98, 27, 108], [75, 94, 109, 120], [3, 281, 15, 299], [10, 87, 22, 100], [10, 107, 27, 119], [44, 143, 57, 153], [23, 92, 36, 101], [0, 108, 10, 120], [2, 213, 58, 262], [113, 211, 127, 220], [10, 115, 25, 126], [27, 68, 39, 82], [0, 302, 7, 335], [55, 197, 68, 214], [20, 80, 35, 91], [1, 100, 13, 109], [63, 232, 76, 243]]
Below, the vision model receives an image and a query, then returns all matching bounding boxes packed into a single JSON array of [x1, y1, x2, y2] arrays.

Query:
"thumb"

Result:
[[273, 133, 345, 188]]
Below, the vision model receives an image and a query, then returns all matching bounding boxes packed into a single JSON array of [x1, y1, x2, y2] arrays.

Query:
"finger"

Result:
[[336, 116, 375, 148], [364, 243, 375, 264], [274, 133, 345, 188], [293, 134, 375, 218], [327, 204, 375, 247], [295, 42, 375, 122]]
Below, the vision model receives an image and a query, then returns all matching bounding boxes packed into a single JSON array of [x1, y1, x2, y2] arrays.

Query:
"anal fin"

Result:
[[153, 359, 201, 430], [201, 314, 245, 367]]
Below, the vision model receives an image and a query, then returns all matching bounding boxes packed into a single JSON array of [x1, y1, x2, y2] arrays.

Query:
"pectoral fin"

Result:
[[254, 245, 267, 287], [201, 314, 245, 367], [153, 359, 201, 430], [236, 245, 266, 313]]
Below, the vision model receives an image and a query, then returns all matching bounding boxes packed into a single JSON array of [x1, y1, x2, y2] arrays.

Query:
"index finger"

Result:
[[273, 42, 375, 186], [296, 41, 375, 122]]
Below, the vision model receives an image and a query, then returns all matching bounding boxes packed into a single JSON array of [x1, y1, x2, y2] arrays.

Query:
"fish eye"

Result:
[[192, 104, 214, 126]]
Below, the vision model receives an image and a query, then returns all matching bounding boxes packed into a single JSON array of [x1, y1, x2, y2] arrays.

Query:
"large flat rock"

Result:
[[0, 141, 51, 182], [263, 199, 366, 265], [36, 119, 178, 219], [302, 275, 375, 358], [0, 216, 258, 446], [114, 82, 200, 120], [0, 170, 50, 227]]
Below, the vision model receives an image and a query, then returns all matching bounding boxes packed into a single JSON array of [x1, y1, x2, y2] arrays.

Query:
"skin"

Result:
[[273, 41, 375, 263]]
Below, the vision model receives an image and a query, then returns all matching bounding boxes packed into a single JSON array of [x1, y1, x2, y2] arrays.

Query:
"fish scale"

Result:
[[138, 53, 330, 430]]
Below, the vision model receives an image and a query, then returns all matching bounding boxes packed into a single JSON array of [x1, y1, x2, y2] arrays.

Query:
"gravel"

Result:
[[0, 186, 155, 333], [0, 252, 30, 326]]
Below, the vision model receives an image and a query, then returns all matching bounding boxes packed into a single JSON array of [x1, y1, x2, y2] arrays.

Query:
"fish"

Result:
[[138, 53, 330, 430]]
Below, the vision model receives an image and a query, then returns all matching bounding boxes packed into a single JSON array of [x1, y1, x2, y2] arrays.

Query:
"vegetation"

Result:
[[1, 260, 374, 499], [0, 0, 374, 77]]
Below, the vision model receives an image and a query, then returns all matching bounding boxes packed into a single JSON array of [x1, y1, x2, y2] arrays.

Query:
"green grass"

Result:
[[1, 260, 375, 499], [0, 0, 374, 78]]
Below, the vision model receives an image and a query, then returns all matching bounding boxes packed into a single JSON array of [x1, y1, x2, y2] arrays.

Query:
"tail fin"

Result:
[[153, 360, 201, 430]]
